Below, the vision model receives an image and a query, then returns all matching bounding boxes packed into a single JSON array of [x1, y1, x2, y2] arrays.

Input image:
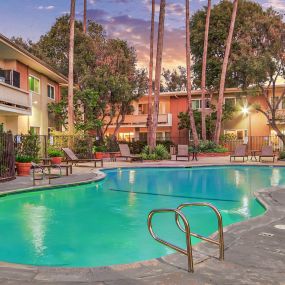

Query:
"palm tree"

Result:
[[68, 0, 76, 133], [185, 0, 199, 146], [83, 0, 87, 33], [151, 0, 166, 150], [147, 0, 155, 147], [214, 0, 238, 144], [201, 0, 211, 141]]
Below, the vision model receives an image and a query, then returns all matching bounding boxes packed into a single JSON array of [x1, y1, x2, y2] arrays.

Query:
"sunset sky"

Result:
[[0, 0, 284, 69]]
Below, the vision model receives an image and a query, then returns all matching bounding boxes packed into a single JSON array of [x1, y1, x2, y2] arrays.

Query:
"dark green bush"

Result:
[[48, 148, 63, 157], [189, 140, 228, 153], [279, 151, 285, 160], [141, 144, 170, 160], [16, 155, 33, 163]]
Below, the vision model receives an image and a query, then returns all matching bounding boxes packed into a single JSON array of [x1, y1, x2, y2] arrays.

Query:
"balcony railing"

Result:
[[0, 81, 31, 115], [107, 113, 172, 127]]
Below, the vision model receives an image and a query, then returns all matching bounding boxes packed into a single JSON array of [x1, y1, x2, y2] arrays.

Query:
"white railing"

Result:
[[106, 113, 172, 127], [0, 81, 31, 114]]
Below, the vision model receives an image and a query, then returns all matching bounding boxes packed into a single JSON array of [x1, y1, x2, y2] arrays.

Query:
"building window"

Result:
[[29, 76, 40, 94], [139, 132, 147, 142], [224, 97, 236, 107], [47, 84, 55, 99], [138, 104, 148, 115], [192, 100, 201, 110], [191, 99, 210, 110]]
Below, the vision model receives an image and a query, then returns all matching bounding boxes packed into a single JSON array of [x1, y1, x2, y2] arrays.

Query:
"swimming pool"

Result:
[[0, 166, 282, 267]]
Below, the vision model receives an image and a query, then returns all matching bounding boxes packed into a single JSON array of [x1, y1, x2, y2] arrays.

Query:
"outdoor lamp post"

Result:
[[241, 105, 251, 150]]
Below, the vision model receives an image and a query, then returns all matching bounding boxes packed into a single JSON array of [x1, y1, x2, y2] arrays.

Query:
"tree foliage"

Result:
[[178, 103, 236, 139], [21, 16, 147, 139]]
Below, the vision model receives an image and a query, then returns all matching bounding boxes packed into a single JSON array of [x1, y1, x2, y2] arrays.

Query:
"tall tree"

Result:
[[147, 0, 155, 147], [68, 0, 76, 133], [186, 0, 199, 146], [201, 0, 211, 141], [151, 0, 166, 150], [83, 0, 87, 33], [214, 0, 238, 144]]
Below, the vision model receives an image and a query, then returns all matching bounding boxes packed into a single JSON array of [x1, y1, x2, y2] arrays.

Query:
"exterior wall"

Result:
[[0, 61, 62, 135], [16, 61, 29, 91]]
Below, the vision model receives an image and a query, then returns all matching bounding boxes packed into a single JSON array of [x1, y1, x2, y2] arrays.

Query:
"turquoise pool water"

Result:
[[0, 166, 282, 267]]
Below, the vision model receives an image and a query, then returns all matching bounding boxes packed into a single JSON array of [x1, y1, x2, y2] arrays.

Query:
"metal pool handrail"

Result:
[[147, 203, 224, 272], [148, 208, 194, 272], [176, 202, 224, 261]]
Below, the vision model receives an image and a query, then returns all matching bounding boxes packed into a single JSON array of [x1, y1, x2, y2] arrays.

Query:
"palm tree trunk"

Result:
[[68, 0, 76, 133], [147, 0, 155, 147], [201, 0, 211, 141], [214, 0, 238, 144], [151, 0, 166, 150], [186, 0, 199, 146], [83, 0, 87, 33]]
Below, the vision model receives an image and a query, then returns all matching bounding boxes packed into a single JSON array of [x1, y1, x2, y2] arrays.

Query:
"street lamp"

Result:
[[241, 105, 251, 149], [241, 105, 249, 115]]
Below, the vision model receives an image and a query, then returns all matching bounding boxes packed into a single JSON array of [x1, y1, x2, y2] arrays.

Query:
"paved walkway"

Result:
[[0, 157, 284, 284]]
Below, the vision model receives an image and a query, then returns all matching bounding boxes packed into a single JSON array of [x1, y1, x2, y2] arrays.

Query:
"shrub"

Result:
[[141, 144, 170, 160], [15, 130, 40, 161], [74, 137, 93, 158], [189, 140, 228, 153], [16, 155, 33, 163], [105, 136, 119, 152], [48, 148, 63, 157], [93, 145, 107, 152], [279, 151, 285, 160]]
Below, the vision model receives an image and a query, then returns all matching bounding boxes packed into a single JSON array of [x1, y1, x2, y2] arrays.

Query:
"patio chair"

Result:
[[118, 144, 143, 162], [176, 145, 190, 161], [230, 144, 248, 162], [62, 148, 103, 167], [259, 146, 275, 162], [31, 162, 62, 186]]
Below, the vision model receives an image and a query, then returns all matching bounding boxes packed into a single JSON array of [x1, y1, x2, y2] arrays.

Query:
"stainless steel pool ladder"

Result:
[[147, 202, 224, 273]]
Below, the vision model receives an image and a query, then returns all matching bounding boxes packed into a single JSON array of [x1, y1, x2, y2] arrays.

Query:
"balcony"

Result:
[[0, 81, 31, 115], [107, 113, 172, 128]]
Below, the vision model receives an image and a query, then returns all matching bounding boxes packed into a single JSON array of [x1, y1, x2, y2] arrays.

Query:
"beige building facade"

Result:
[[0, 34, 67, 135]]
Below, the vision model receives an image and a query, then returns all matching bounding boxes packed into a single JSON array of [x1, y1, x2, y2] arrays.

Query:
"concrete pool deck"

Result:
[[0, 157, 284, 284]]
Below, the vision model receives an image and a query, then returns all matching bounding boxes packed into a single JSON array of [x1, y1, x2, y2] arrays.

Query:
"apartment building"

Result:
[[106, 85, 285, 144], [0, 34, 67, 135]]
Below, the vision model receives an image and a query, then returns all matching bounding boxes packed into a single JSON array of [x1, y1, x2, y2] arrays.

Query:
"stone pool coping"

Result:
[[0, 164, 284, 284]]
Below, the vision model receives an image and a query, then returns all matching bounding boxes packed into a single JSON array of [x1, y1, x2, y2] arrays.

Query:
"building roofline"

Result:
[[0, 33, 68, 84]]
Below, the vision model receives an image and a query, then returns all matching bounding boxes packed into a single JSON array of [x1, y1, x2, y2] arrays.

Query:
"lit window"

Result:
[[48, 85, 55, 99], [29, 76, 40, 94]]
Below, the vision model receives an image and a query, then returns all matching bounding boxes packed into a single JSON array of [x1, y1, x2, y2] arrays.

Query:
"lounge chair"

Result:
[[230, 144, 248, 162], [259, 146, 275, 162], [118, 144, 143, 162], [31, 162, 62, 186], [62, 148, 103, 167], [176, 145, 190, 161]]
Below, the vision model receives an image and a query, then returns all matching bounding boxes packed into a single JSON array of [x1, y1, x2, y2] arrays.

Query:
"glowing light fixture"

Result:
[[241, 106, 249, 115]]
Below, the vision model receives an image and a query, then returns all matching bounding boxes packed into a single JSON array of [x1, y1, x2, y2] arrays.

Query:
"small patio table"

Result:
[[250, 150, 260, 161], [190, 150, 198, 161]]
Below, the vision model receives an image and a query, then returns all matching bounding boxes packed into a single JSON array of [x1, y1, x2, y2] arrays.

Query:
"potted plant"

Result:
[[48, 148, 63, 164], [15, 155, 33, 176], [93, 145, 107, 159]]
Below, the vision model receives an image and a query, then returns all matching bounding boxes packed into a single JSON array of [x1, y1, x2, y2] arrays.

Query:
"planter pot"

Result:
[[51, 157, 62, 164], [94, 152, 104, 159], [198, 152, 230, 157], [16, 162, 31, 176]]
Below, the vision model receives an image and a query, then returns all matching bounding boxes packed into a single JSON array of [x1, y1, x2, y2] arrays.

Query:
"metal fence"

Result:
[[224, 136, 284, 152], [0, 132, 15, 182], [13, 134, 285, 158]]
